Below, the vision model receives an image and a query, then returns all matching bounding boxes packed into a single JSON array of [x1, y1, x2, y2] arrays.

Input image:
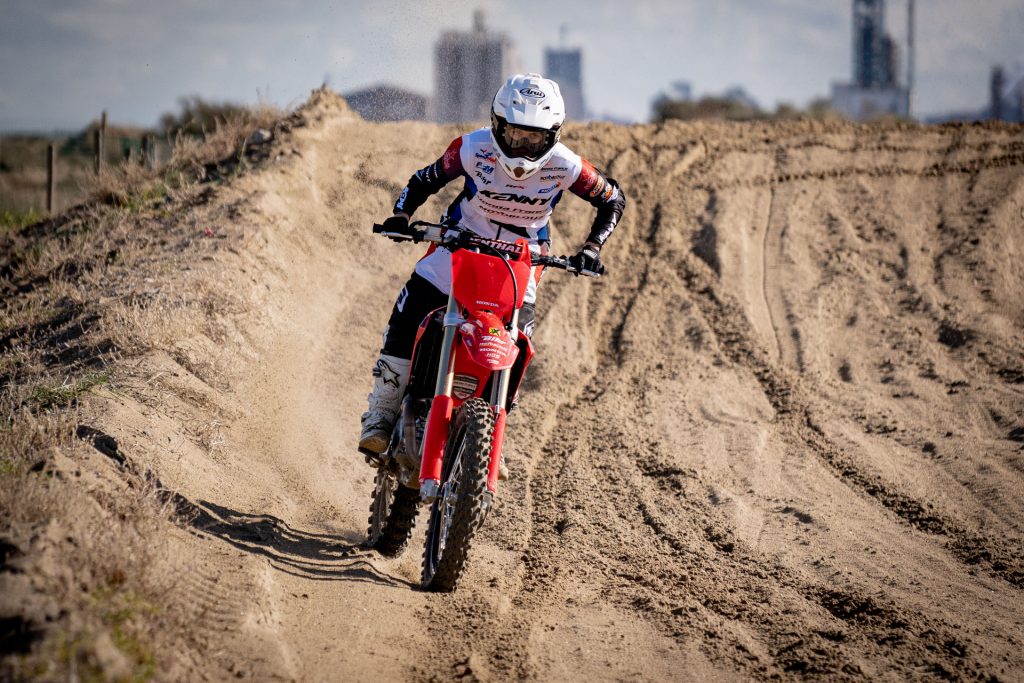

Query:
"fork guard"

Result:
[[419, 394, 454, 497]]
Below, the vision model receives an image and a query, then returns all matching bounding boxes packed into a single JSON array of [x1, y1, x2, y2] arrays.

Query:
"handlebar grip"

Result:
[[373, 224, 418, 242], [531, 254, 608, 277]]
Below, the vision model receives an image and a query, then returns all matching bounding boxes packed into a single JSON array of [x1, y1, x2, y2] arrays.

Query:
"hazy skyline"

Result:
[[1, 0, 1022, 131]]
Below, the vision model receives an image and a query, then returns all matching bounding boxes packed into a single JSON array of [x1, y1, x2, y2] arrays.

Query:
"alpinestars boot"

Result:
[[359, 354, 411, 456]]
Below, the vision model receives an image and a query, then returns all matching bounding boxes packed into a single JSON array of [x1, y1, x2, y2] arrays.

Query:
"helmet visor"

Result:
[[501, 123, 551, 160]]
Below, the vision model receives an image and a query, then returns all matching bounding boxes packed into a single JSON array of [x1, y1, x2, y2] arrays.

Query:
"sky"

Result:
[[1, 0, 1022, 131]]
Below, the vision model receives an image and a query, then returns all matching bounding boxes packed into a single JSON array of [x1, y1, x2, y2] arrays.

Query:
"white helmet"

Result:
[[490, 73, 565, 180]]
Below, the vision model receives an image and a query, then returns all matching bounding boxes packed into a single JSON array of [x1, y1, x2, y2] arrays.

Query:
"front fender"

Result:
[[458, 311, 519, 371]]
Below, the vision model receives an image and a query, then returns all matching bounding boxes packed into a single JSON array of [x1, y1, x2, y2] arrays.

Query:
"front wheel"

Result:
[[421, 398, 494, 591]]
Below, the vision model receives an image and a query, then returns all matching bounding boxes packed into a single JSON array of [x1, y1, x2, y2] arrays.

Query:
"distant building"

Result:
[[853, 0, 889, 87], [831, 0, 909, 121], [344, 85, 427, 122], [434, 11, 517, 123], [667, 81, 693, 102], [991, 67, 1006, 121], [831, 84, 907, 121], [989, 65, 1024, 122], [722, 86, 760, 111], [544, 47, 585, 119]]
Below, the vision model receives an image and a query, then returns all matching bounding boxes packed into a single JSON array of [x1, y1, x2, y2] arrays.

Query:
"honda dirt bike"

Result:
[[362, 220, 600, 591]]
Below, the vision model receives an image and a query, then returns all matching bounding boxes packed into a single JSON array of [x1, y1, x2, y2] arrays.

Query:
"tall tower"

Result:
[[906, 0, 915, 117], [544, 47, 585, 120], [544, 24, 585, 120], [991, 66, 1006, 120], [832, 0, 909, 120], [434, 11, 517, 123], [853, 0, 886, 87]]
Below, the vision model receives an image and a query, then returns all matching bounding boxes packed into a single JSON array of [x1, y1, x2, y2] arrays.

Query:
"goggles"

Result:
[[492, 111, 560, 162], [502, 124, 548, 158]]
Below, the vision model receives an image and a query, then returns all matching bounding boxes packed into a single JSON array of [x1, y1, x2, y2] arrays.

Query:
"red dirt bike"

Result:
[[363, 220, 599, 591]]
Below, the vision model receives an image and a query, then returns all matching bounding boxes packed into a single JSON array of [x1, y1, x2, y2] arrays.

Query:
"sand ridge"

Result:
[[87, 93, 1024, 680]]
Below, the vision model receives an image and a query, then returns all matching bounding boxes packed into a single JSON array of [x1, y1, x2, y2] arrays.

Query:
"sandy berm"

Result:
[[2, 91, 1023, 681]]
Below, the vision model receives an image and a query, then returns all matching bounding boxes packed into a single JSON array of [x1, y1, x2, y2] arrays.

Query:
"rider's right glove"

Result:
[[382, 214, 414, 242], [569, 245, 605, 277]]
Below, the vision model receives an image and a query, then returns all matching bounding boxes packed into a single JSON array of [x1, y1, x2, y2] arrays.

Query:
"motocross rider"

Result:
[[360, 73, 626, 473]]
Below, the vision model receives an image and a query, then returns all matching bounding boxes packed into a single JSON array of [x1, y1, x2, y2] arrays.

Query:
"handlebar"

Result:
[[372, 220, 605, 277]]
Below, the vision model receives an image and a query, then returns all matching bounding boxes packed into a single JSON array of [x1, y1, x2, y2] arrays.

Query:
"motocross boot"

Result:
[[359, 354, 411, 456]]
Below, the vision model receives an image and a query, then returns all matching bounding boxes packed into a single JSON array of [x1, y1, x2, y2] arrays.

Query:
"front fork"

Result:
[[419, 291, 517, 501]]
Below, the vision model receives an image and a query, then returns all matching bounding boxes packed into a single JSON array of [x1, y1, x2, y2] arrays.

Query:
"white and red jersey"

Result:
[[393, 127, 625, 304]]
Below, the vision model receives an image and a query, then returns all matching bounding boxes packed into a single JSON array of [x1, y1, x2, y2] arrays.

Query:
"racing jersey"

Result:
[[393, 127, 626, 303]]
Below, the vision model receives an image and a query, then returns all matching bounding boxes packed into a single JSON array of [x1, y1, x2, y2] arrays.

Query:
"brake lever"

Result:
[[440, 230, 472, 250]]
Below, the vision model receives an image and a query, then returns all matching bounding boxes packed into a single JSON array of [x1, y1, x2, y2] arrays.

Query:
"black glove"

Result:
[[568, 245, 605, 276], [382, 214, 413, 241]]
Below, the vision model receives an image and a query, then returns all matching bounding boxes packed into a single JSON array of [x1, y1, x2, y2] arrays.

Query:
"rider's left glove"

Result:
[[382, 214, 414, 242], [569, 245, 605, 277]]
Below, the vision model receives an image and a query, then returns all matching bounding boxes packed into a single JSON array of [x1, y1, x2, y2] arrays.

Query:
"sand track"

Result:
[[92, 96, 1024, 681]]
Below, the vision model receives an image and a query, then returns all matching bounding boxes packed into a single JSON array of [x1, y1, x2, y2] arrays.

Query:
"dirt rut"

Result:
[[91, 96, 1024, 680]]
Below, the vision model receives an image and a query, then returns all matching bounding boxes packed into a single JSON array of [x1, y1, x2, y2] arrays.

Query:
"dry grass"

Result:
[[0, 135, 99, 214], [169, 103, 280, 171], [0, 398, 180, 681], [0, 99, 292, 680]]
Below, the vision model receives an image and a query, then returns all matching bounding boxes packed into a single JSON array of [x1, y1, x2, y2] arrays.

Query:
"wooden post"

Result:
[[93, 128, 101, 174], [46, 144, 56, 214], [98, 110, 107, 172]]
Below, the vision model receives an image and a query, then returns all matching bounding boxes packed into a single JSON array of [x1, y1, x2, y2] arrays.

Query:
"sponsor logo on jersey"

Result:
[[588, 176, 607, 198], [475, 161, 494, 174], [479, 189, 553, 206], [538, 183, 558, 194], [474, 170, 492, 185], [396, 187, 409, 210], [475, 150, 497, 162], [546, 166, 569, 171], [519, 86, 546, 99], [540, 174, 563, 181]]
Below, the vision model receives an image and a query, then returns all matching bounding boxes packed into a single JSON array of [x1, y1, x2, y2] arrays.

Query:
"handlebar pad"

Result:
[[373, 223, 606, 276]]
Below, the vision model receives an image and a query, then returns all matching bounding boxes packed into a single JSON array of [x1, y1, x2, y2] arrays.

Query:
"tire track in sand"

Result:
[[675, 248, 1024, 590]]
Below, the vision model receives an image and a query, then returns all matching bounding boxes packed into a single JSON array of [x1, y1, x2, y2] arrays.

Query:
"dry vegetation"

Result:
[[0, 130, 151, 218], [3, 87, 1021, 682], [0, 101, 286, 680], [1, 97, 272, 221]]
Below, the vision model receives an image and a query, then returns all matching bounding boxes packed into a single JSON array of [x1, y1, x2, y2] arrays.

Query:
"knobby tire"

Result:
[[367, 467, 419, 557], [422, 398, 494, 592]]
